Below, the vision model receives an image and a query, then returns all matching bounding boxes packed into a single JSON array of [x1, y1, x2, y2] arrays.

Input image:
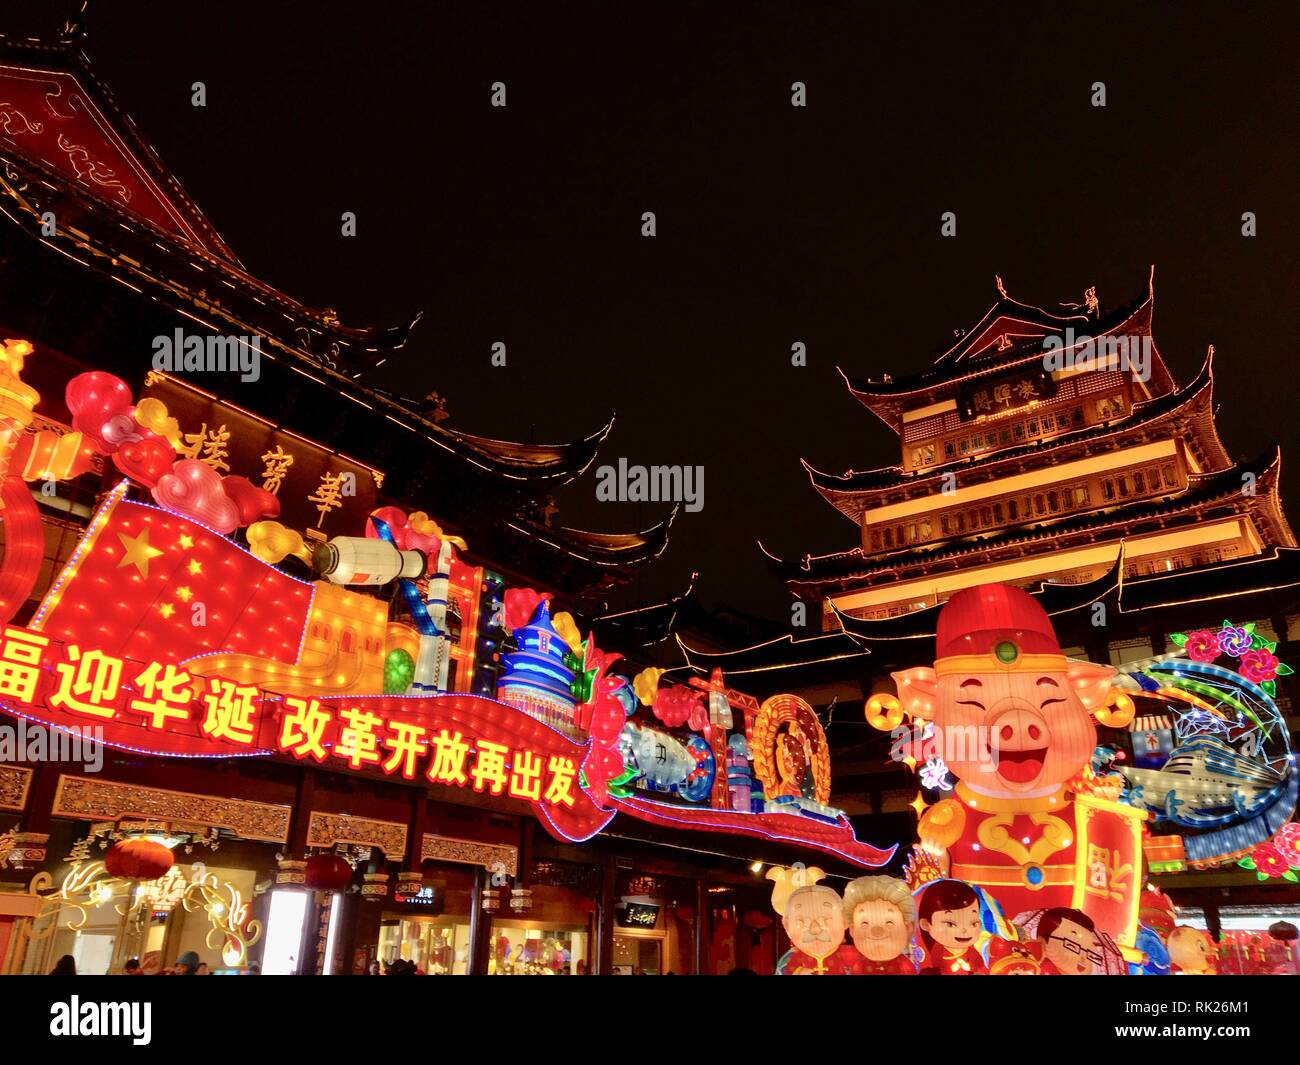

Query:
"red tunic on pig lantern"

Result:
[[895, 584, 1144, 946]]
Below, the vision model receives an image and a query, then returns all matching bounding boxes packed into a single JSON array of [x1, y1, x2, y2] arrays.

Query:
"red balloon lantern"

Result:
[[305, 852, 354, 892], [104, 838, 175, 881]]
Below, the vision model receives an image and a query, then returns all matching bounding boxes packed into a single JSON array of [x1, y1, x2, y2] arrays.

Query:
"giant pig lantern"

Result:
[[883, 583, 1146, 957]]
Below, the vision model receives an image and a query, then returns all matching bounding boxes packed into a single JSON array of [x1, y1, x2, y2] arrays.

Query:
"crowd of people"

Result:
[[49, 952, 262, 976]]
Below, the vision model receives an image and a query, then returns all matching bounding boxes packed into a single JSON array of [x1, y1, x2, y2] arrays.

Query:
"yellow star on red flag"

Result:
[[116, 529, 164, 578]]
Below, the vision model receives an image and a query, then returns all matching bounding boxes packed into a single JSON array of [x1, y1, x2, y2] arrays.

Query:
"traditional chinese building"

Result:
[[678, 274, 1300, 932], [0, 22, 896, 978]]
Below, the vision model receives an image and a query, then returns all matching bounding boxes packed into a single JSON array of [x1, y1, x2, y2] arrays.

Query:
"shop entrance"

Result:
[[612, 932, 662, 975]]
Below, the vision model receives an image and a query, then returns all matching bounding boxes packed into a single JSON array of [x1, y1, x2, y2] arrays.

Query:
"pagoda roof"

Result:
[[788, 449, 1294, 592], [592, 572, 699, 647], [0, 31, 622, 492], [804, 345, 1227, 522], [839, 274, 1176, 430], [473, 506, 679, 594], [677, 554, 1129, 675], [834, 545, 1300, 642], [679, 546, 1300, 677]]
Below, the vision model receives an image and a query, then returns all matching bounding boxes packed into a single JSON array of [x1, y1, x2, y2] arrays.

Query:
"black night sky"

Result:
[[7, 2, 1296, 623]]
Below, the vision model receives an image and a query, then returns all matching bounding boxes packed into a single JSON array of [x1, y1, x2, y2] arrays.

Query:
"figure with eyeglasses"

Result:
[[1034, 908, 1104, 975]]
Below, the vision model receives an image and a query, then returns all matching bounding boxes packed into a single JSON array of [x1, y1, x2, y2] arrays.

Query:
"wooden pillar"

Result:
[[404, 790, 429, 871], [466, 865, 492, 975], [694, 878, 709, 975], [735, 915, 752, 971], [349, 887, 385, 973], [1205, 903, 1223, 944], [594, 855, 616, 975], [286, 770, 317, 976]]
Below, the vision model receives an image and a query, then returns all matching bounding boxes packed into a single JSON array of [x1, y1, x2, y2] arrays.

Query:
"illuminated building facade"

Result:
[[680, 276, 1300, 938], [0, 28, 867, 977]]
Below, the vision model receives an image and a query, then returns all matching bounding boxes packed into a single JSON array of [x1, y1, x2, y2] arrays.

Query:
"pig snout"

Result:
[[988, 704, 1049, 750]]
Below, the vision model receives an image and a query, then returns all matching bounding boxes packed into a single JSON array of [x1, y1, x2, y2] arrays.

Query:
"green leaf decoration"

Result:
[[1238, 856, 1256, 870], [1264, 640, 1278, 653], [1285, 871, 1299, 883], [1170, 632, 1189, 647], [1263, 681, 1277, 697], [578, 770, 588, 789], [1257, 872, 1269, 881], [1276, 663, 1293, 676], [608, 784, 635, 798], [610, 766, 639, 787]]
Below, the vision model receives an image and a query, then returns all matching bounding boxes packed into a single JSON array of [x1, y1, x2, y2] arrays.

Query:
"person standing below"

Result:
[[50, 955, 76, 975]]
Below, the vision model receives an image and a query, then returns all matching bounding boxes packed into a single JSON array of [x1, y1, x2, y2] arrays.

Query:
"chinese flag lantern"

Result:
[[305, 853, 354, 892], [104, 838, 175, 881]]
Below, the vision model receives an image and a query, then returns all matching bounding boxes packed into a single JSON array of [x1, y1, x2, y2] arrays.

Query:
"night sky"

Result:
[[8, 2, 1296, 624]]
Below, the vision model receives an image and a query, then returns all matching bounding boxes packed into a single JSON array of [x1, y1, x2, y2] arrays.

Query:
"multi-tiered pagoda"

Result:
[[798, 273, 1295, 626]]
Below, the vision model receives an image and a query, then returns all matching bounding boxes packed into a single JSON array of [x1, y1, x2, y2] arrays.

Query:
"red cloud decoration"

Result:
[[152, 459, 240, 534], [503, 587, 551, 634], [112, 432, 175, 488], [65, 372, 135, 455], [222, 475, 281, 526]]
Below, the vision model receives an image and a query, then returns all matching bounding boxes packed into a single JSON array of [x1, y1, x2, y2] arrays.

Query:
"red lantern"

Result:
[[305, 853, 354, 892], [1269, 921, 1298, 943], [104, 838, 175, 881]]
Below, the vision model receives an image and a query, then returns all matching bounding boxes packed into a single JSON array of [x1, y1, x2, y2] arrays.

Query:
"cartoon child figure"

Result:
[[842, 876, 918, 974], [1168, 925, 1217, 975], [774, 883, 860, 975], [918, 880, 987, 975], [1035, 908, 1104, 975]]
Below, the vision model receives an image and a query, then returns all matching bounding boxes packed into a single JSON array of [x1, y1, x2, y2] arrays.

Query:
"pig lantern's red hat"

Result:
[[935, 584, 1063, 667]]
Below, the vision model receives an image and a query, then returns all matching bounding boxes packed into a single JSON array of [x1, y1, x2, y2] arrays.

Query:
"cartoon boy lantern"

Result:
[[885, 584, 1145, 950], [842, 876, 918, 973]]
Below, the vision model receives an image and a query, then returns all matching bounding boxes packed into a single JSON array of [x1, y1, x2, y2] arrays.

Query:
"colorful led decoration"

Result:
[[497, 597, 579, 737], [881, 583, 1148, 957], [1111, 619, 1297, 869]]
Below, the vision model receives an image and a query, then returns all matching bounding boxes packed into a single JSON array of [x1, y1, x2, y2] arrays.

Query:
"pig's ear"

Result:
[[1066, 659, 1116, 712], [892, 667, 939, 720]]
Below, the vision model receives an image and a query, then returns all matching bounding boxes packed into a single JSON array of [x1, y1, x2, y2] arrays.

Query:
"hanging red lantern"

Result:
[[1269, 921, 1298, 943], [104, 838, 175, 881], [304, 853, 354, 892]]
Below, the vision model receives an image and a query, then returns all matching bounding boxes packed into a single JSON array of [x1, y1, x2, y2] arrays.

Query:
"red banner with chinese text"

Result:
[[0, 622, 614, 842]]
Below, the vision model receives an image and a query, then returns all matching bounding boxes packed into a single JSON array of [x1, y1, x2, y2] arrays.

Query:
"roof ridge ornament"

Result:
[[995, 274, 1008, 299], [60, 0, 90, 42]]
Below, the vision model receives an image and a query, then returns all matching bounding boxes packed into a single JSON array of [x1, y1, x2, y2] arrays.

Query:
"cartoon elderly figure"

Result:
[[843, 876, 918, 974], [774, 882, 861, 975]]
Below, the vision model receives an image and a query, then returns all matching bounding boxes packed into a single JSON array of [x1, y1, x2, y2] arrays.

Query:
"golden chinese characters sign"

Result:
[[141, 373, 383, 535], [957, 367, 1057, 421]]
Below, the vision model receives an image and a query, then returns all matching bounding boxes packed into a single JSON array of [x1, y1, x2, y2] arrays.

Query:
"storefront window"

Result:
[[377, 864, 474, 974], [489, 921, 588, 975], [377, 916, 470, 975]]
